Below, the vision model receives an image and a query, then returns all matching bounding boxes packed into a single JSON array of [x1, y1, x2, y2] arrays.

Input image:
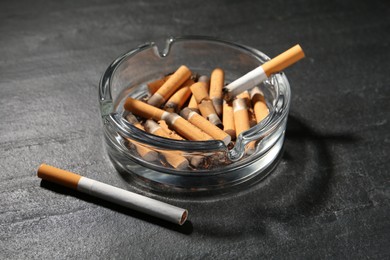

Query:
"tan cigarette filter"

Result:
[[210, 68, 224, 116], [37, 164, 188, 225], [164, 113, 213, 141], [147, 75, 171, 94], [180, 108, 231, 145], [251, 87, 269, 123], [190, 82, 210, 104], [233, 98, 251, 137], [124, 98, 169, 121], [198, 100, 222, 127], [148, 65, 192, 107], [158, 120, 184, 140], [222, 101, 236, 140], [233, 98, 255, 152], [237, 91, 251, 108], [262, 44, 305, 77], [187, 95, 199, 113], [144, 120, 189, 170], [125, 114, 158, 161], [164, 86, 192, 113]]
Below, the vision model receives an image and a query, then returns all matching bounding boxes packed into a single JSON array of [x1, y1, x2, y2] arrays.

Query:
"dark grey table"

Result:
[[1, 0, 389, 258]]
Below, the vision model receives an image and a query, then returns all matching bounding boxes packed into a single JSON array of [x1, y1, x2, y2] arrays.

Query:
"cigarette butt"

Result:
[[124, 98, 169, 121], [37, 164, 188, 225], [222, 101, 236, 140], [190, 82, 210, 104], [148, 65, 192, 107], [187, 95, 199, 113], [180, 108, 231, 145], [147, 75, 171, 94], [224, 44, 305, 99], [125, 114, 158, 161], [233, 98, 255, 152], [250, 87, 269, 123], [188, 77, 209, 113], [233, 98, 251, 137], [164, 86, 192, 113], [144, 120, 189, 170], [210, 68, 224, 116], [158, 120, 184, 140], [164, 113, 213, 141], [198, 100, 223, 128], [198, 75, 210, 85], [236, 91, 251, 108]]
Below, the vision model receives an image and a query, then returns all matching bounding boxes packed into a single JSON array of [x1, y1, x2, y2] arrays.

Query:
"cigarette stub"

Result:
[[144, 120, 189, 170], [180, 108, 231, 145], [125, 114, 158, 161], [164, 86, 192, 113], [37, 164, 188, 225], [209, 68, 224, 116], [148, 65, 192, 107], [124, 97, 170, 121], [187, 77, 209, 113], [250, 87, 269, 123], [224, 44, 305, 99], [158, 120, 184, 140], [190, 82, 210, 104], [197, 100, 222, 128], [222, 101, 236, 140], [164, 113, 213, 141], [147, 75, 171, 94], [233, 98, 255, 152]]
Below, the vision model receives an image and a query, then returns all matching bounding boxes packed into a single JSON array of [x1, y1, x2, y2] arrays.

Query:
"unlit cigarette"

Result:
[[125, 97, 170, 121], [224, 44, 305, 99], [164, 113, 213, 141], [125, 114, 158, 161], [37, 164, 188, 225], [144, 120, 189, 170], [222, 100, 236, 140], [250, 87, 269, 123], [148, 65, 192, 107], [209, 68, 224, 116], [180, 108, 231, 145]]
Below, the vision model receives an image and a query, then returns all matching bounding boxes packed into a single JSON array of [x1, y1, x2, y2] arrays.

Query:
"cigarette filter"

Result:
[[209, 68, 224, 116], [147, 75, 171, 94], [164, 113, 213, 141], [144, 120, 189, 170], [180, 108, 231, 145], [164, 86, 192, 113], [124, 98, 170, 121], [125, 114, 158, 161], [157, 120, 184, 140], [37, 164, 188, 225], [250, 87, 269, 123], [187, 77, 209, 113], [148, 65, 192, 107], [224, 44, 305, 99], [190, 82, 210, 104], [233, 98, 256, 152], [222, 100, 236, 140], [197, 100, 222, 128]]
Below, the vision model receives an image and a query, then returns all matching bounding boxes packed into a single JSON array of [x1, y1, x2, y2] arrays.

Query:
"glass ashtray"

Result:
[[99, 36, 291, 194]]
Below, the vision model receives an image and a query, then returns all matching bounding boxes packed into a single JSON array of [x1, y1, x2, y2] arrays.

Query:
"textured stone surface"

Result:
[[0, 0, 389, 258]]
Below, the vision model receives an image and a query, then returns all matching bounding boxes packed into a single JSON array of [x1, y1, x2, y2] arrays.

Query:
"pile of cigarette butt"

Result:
[[123, 65, 268, 170]]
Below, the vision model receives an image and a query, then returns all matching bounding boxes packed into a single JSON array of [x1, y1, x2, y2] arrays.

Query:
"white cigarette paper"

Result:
[[224, 44, 305, 99], [37, 164, 188, 225]]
